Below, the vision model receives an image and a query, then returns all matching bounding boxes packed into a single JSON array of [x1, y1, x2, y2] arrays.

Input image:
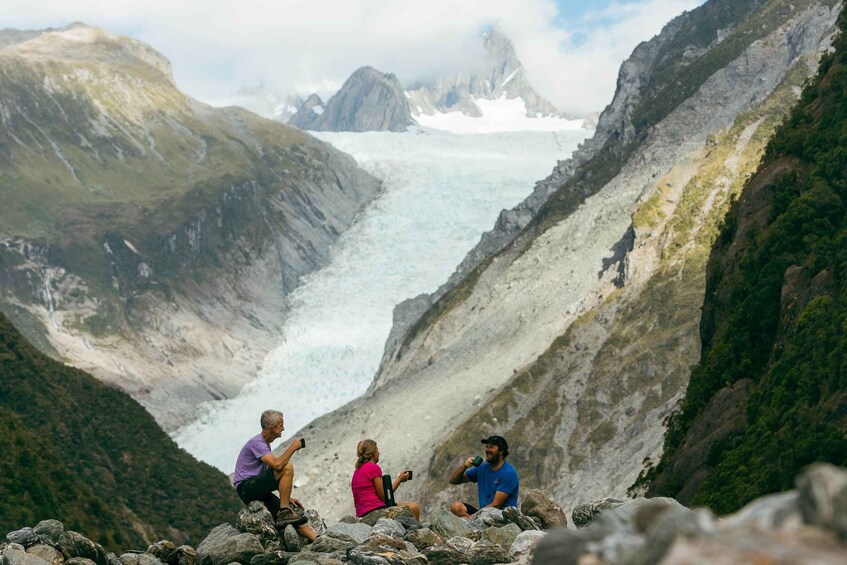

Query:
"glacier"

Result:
[[173, 126, 591, 472]]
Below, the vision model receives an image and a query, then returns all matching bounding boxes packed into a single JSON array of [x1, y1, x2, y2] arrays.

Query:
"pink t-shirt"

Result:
[[351, 461, 385, 517]]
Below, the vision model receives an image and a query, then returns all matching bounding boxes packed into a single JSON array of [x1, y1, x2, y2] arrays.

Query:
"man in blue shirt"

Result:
[[448, 435, 519, 517]]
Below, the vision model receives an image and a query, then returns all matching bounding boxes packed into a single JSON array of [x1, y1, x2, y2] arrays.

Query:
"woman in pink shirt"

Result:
[[351, 439, 420, 519]]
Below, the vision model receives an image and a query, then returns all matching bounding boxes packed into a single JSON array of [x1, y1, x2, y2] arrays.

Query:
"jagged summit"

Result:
[[289, 66, 413, 132], [406, 28, 565, 119]]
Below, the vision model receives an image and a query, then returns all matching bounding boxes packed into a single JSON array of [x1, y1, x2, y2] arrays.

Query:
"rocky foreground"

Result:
[[4, 464, 847, 564]]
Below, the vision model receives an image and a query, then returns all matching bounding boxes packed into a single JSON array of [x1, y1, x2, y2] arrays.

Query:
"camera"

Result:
[[472, 456, 483, 467], [407, 470, 413, 480], [300, 438, 306, 448]]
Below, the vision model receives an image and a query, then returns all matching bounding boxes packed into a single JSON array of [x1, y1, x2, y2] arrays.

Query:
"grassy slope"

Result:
[[0, 312, 241, 551], [646, 10, 847, 513]]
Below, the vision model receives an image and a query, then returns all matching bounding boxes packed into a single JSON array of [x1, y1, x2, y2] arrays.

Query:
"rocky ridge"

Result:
[[405, 29, 566, 119], [0, 24, 381, 429], [5, 464, 847, 564], [289, 67, 413, 132], [281, 0, 842, 519]]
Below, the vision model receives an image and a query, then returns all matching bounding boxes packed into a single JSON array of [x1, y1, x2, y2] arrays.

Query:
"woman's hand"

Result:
[[398, 470, 411, 482]]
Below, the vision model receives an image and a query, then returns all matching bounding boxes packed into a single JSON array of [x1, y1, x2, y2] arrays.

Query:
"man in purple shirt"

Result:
[[233, 409, 316, 538]]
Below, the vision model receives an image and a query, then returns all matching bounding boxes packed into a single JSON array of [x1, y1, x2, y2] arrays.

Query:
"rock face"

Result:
[[284, 0, 841, 520], [0, 23, 381, 429], [406, 29, 565, 118], [289, 66, 412, 132]]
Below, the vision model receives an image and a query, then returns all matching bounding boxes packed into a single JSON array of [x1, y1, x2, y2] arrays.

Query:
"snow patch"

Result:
[[415, 96, 584, 134]]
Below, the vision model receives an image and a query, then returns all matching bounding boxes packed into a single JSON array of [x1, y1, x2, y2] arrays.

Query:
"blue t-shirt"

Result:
[[465, 461, 519, 509]]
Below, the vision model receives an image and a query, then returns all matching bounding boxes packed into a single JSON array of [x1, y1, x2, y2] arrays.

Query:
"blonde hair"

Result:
[[356, 439, 378, 469]]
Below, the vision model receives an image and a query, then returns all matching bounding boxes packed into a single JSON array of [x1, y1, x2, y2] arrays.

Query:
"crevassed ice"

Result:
[[173, 126, 591, 472]]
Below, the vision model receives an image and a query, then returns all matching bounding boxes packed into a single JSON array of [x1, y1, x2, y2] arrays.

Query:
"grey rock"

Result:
[[305, 532, 355, 554], [445, 536, 474, 555], [26, 545, 62, 565], [173, 547, 195, 565], [469, 508, 506, 529], [290, 67, 412, 132], [65, 559, 98, 565], [249, 552, 299, 565], [196, 524, 263, 565], [797, 462, 847, 538], [520, 490, 567, 530], [571, 498, 625, 528], [289, 555, 343, 565], [508, 530, 545, 560], [359, 507, 414, 527], [502, 507, 541, 531], [390, 517, 422, 532], [237, 502, 279, 550], [467, 540, 511, 564], [429, 511, 473, 540], [146, 541, 177, 565], [117, 553, 163, 565], [346, 535, 422, 565], [369, 519, 405, 540], [6, 530, 38, 549], [324, 523, 371, 545], [403, 528, 443, 551], [32, 522, 63, 546], [422, 544, 466, 565], [303, 510, 326, 538], [3, 547, 50, 565], [479, 523, 522, 551], [723, 491, 802, 531], [281, 527, 300, 553], [57, 532, 108, 565]]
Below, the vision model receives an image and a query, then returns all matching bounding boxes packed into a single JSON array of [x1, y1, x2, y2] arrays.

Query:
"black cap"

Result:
[[481, 435, 509, 454]]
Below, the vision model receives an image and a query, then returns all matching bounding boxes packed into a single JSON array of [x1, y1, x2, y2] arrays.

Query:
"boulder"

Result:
[[26, 544, 63, 565], [304, 532, 356, 554], [249, 551, 300, 565], [146, 541, 178, 564], [324, 523, 371, 545], [6, 529, 39, 548], [502, 507, 541, 531], [469, 508, 506, 529], [478, 523, 521, 551], [571, 498, 624, 528], [3, 546, 50, 565], [196, 524, 263, 565], [403, 528, 443, 551], [32, 522, 63, 546], [57, 532, 108, 565], [445, 536, 474, 555], [281, 526, 300, 553], [346, 535, 422, 564], [508, 530, 546, 561], [429, 511, 473, 540], [303, 511, 326, 538], [797, 462, 847, 538], [65, 559, 98, 565], [369, 519, 404, 540], [237, 502, 279, 551], [520, 490, 568, 530], [467, 540, 511, 564], [117, 552, 163, 565], [422, 544, 467, 565], [359, 507, 414, 527]]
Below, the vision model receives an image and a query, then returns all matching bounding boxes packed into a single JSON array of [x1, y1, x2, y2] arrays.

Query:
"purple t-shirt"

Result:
[[233, 433, 271, 486]]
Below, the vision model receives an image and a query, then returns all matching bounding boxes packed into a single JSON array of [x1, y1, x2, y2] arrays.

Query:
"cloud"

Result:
[[0, 0, 702, 116]]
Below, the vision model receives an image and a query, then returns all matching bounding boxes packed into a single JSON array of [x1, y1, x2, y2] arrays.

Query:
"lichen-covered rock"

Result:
[[146, 541, 178, 564], [195, 524, 263, 565], [445, 536, 474, 555], [467, 540, 511, 564], [369, 519, 404, 540], [429, 511, 473, 540], [237, 502, 279, 551], [249, 551, 300, 565], [422, 544, 466, 565], [520, 490, 567, 530], [478, 523, 521, 551], [6, 528, 39, 548], [571, 498, 626, 528], [32, 522, 63, 546], [469, 508, 506, 529], [359, 507, 414, 527], [797, 462, 847, 538], [403, 528, 443, 551], [346, 534, 422, 565], [57, 532, 108, 565]]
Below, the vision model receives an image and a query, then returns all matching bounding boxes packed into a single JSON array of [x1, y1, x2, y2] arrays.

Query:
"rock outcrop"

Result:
[[0, 24, 381, 429], [406, 29, 566, 118], [289, 67, 412, 132]]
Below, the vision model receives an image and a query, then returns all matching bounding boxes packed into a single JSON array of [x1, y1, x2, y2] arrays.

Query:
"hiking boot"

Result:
[[276, 507, 308, 529]]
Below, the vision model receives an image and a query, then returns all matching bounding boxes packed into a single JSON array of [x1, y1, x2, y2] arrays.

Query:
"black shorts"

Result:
[[463, 502, 479, 515], [235, 468, 280, 516]]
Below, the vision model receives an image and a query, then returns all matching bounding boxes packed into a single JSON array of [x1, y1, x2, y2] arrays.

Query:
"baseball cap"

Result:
[[481, 435, 509, 454]]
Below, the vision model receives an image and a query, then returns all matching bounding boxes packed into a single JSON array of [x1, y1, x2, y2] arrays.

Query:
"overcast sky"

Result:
[[1, 0, 704, 116]]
